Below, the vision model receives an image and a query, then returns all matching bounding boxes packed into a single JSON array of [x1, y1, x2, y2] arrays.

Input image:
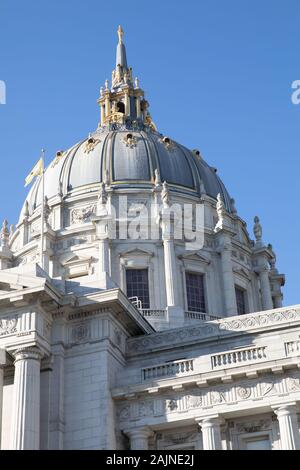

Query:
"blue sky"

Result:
[[0, 0, 299, 305]]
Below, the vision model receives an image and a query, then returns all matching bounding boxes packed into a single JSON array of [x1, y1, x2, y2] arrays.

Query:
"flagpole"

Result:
[[40, 149, 45, 270]]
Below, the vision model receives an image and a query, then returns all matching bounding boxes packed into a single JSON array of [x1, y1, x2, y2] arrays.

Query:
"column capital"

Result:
[[125, 426, 154, 440], [272, 402, 298, 416], [195, 415, 225, 427], [12, 347, 43, 364]]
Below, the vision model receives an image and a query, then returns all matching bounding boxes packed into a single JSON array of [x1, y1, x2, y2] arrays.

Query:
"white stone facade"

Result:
[[0, 28, 297, 450]]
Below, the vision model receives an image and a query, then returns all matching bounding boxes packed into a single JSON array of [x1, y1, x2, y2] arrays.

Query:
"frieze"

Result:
[[117, 372, 300, 424], [71, 205, 96, 225], [127, 306, 300, 355]]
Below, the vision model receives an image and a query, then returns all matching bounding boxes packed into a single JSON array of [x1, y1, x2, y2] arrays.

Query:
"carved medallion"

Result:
[[237, 386, 251, 400]]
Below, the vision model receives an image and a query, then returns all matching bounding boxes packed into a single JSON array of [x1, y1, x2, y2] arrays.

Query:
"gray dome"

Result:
[[21, 127, 232, 218]]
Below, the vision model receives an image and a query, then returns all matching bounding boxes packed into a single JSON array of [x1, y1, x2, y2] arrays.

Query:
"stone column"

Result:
[[136, 96, 141, 118], [259, 268, 273, 310], [92, 213, 112, 289], [101, 104, 105, 125], [0, 349, 6, 449], [273, 404, 300, 450], [126, 427, 153, 450], [10, 347, 42, 450], [125, 91, 130, 117], [161, 212, 184, 327], [220, 240, 237, 316], [196, 416, 223, 450], [273, 295, 282, 309]]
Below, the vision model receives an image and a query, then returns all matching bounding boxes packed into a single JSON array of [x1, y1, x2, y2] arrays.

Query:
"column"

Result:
[[136, 96, 141, 118], [105, 94, 110, 117], [220, 241, 237, 316], [196, 416, 223, 450], [273, 404, 300, 450], [259, 268, 273, 310], [124, 91, 130, 117], [0, 349, 6, 448], [101, 104, 105, 125], [92, 214, 112, 289], [10, 347, 42, 450], [273, 295, 282, 309], [126, 427, 153, 450], [162, 212, 184, 327]]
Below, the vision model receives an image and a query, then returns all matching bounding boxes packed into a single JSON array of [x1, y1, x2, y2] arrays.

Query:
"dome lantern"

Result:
[[97, 26, 156, 130]]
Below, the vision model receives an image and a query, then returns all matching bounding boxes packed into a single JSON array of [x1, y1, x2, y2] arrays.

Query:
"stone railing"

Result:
[[185, 311, 221, 322], [211, 346, 267, 369], [285, 340, 300, 356], [142, 358, 194, 381], [141, 309, 168, 320]]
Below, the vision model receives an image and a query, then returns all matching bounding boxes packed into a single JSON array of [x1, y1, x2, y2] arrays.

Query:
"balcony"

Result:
[[142, 358, 194, 381]]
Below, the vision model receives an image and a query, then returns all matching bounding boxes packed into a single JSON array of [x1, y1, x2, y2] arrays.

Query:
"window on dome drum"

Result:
[[235, 286, 247, 315], [117, 101, 125, 113], [185, 272, 206, 313], [126, 269, 150, 309]]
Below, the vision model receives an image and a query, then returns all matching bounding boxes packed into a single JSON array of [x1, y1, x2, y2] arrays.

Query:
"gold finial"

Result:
[[117, 25, 124, 44]]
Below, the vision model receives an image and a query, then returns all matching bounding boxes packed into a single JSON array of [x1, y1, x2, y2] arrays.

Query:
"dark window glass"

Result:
[[186, 272, 206, 312], [235, 286, 246, 315], [126, 269, 150, 309]]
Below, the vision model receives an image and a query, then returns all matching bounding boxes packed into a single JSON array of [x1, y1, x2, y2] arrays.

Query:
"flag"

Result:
[[24, 158, 44, 187]]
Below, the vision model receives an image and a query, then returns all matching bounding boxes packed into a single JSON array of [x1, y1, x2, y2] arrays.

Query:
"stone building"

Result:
[[0, 27, 299, 451]]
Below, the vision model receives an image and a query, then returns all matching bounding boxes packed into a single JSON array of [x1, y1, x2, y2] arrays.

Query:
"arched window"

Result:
[[117, 101, 125, 114]]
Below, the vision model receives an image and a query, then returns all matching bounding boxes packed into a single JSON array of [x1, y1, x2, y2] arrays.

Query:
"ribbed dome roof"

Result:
[[21, 126, 232, 219]]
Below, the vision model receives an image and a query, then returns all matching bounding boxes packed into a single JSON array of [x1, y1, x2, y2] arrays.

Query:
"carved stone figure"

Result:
[[154, 168, 161, 187], [161, 181, 170, 209], [0, 220, 9, 247], [253, 216, 262, 243], [214, 193, 225, 231]]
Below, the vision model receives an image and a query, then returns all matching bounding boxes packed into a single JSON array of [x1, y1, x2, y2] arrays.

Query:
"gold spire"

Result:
[[117, 25, 124, 44]]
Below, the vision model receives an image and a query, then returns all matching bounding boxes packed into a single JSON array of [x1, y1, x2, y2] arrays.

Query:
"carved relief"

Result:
[[286, 377, 300, 392], [261, 382, 274, 396], [71, 205, 96, 225], [0, 317, 17, 336], [236, 386, 251, 400], [236, 419, 271, 434], [211, 391, 225, 404], [84, 137, 101, 154], [139, 401, 154, 417], [71, 322, 90, 343]]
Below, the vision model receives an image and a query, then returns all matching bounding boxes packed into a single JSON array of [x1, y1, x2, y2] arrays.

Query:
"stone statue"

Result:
[[154, 169, 161, 187], [44, 197, 51, 228], [253, 216, 262, 243], [199, 178, 206, 196], [0, 220, 9, 247], [24, 200, 29, 218], [268, 243, 277, 270], [98, 182, 108, 206], [230, 198, 237, 215], [9, 224, 15, 239], [161, 181, 170, 209], [216, 193, 225, 227], [117, 25, 124, 44]]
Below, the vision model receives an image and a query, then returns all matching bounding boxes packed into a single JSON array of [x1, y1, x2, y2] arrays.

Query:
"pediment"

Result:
[[179, 251, 211, 265], [118, 248, 154, 259], [233, 267, 250, 279], [60, 254, 94, 266]]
